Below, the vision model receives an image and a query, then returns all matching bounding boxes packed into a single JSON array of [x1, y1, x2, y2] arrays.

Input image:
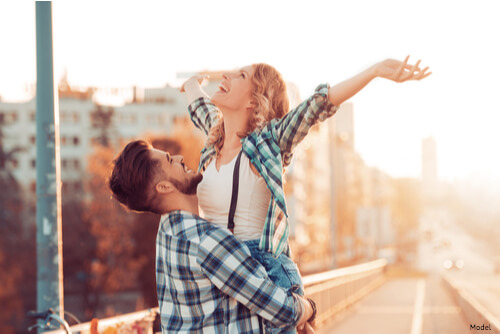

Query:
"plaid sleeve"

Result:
[[197, 227, 303, 328], [188, 97, 222, 135], [274, 83, 339, 157]]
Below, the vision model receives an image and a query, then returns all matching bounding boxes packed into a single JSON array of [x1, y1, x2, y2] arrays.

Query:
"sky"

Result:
[[1, 0, 499, 189]]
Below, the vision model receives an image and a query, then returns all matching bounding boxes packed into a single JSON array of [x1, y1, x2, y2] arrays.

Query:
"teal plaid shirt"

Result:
[[189, 84, 338, 257]]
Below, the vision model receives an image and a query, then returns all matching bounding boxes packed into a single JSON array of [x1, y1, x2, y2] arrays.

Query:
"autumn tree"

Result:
[[0, 124, 35, 334], [80, 145, 143, 318]]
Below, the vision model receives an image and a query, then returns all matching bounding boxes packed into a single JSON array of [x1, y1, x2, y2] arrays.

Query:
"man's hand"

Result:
[[298, 321, 315, 334]]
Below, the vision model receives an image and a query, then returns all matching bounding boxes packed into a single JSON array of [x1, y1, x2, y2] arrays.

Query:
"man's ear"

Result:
[[155, 180, 175, 194]]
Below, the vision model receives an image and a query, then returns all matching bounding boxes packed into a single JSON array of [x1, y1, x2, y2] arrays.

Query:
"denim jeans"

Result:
[[244, 240, 304, 334]]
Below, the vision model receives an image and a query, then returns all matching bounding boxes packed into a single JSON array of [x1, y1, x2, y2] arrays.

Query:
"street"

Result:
[[318, 208, 499, 333]]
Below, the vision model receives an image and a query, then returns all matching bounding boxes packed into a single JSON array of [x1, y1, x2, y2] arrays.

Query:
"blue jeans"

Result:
[[244, 240, 304, 334]]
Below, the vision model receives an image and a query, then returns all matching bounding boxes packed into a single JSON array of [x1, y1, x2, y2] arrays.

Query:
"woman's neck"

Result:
[[222, 109, 249, 150]]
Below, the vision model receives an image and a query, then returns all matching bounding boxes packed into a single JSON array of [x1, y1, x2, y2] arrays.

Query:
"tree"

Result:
[[0, 124, 35, 334], [80, 145, 143, 318], [90, 105, 116, 147]]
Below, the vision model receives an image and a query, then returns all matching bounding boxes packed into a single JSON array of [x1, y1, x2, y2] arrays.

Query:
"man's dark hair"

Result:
[[109, 139, 163, 214]]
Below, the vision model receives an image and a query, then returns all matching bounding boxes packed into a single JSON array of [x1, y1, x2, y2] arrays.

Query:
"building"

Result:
[[421, 136, 438, 199], [1, 72, 399, 270], [287, 100, 396, 272]]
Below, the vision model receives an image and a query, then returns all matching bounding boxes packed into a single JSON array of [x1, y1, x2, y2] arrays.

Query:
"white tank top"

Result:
[[197, 153, 271, 241]]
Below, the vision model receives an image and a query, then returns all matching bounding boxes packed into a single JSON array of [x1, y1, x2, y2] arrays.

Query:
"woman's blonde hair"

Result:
[[207, 63, 289, 156]]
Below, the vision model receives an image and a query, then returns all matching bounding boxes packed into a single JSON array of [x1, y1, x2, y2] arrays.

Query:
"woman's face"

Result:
[[211, 65, 255, 113]]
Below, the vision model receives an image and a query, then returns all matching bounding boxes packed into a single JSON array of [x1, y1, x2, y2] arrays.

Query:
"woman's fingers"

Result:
[[415, 67, 432, 80], [402, 59, 422, 81], [394, 55, 410, 80], [180, 74, 209, 92]]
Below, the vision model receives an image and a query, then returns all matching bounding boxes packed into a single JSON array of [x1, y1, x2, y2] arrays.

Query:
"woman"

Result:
[[182, 56, 430, 333]]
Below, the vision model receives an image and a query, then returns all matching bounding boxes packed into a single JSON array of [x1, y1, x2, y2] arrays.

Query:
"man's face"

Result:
[[149, 149, 202, 195]]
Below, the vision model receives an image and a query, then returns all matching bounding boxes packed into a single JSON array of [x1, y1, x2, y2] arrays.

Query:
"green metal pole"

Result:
[[35, 1, 64, 326]]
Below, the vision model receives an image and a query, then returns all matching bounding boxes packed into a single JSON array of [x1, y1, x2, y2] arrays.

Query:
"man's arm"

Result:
[[197, 227, 313, 328]]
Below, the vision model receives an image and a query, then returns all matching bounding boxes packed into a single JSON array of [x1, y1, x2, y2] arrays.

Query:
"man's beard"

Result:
[[170, 173, 203, 195]]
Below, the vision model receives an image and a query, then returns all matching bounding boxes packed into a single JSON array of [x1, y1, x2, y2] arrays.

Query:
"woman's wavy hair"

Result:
[[207, 63, 289, 156]]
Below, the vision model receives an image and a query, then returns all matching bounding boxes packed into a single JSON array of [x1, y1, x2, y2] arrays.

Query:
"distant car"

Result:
[[443, 259, 464, 270]]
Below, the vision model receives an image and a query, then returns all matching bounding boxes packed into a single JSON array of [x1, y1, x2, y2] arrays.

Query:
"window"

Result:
[[73, 137, 80, 146], [31, 159, 36, 168], [30, 135, 36, 145], [60, 111, 68, 123], [0, 111, 19, 124], [73, 181, 82, 192]]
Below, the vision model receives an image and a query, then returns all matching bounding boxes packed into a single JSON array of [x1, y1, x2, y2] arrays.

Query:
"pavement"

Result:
[[317, 273, 470, 334], [317, 207, 500, 333]]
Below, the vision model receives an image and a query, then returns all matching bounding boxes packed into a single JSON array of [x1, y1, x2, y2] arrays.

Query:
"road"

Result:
[[318, 208, 499, 333]]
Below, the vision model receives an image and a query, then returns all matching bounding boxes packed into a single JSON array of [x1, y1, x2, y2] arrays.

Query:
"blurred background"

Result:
[[1, 1, 499, 333]]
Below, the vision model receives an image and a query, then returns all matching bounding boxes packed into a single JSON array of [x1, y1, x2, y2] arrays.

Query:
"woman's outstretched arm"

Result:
[[274, 56, 431, 162], [328, 55, 431, 106]]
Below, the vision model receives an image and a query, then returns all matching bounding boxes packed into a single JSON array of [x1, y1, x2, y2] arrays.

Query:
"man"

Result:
[[108, 139, 315, 333]]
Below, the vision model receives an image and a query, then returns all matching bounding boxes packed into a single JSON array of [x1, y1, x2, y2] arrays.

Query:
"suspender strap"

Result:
[[228, 150, 243, 233]]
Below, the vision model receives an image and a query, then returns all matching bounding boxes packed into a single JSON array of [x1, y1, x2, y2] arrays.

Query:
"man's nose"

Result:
[[172, 155, 184, 164]]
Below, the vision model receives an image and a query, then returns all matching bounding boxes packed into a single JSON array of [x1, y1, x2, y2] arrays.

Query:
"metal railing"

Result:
[[42, 259, 388, 333], [42, 308, 158, 334]]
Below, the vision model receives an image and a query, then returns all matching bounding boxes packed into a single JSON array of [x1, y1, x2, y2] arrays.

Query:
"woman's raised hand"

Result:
[[375, 55, 431, 82], [180, 74, 209, 93]]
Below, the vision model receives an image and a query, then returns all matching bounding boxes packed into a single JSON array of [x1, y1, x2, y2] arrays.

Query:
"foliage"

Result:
[[0, 125, 35, 333]]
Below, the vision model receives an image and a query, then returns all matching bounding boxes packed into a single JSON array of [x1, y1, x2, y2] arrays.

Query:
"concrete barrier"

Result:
[[46, 259, 388, 333], [303, 259, 388, 328], [442, 273, 500, 334]]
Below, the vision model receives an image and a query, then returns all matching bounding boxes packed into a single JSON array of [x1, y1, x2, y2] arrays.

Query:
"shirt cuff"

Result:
[[187, 97, 215, 114], [313, 83, 339, 119]]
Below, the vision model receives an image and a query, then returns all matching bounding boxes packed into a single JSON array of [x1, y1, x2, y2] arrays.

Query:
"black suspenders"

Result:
[[227, 150, 243, 234]]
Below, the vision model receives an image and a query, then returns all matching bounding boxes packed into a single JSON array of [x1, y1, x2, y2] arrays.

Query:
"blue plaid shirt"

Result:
[[189, 84, 338, 257], [156, 210, 304, 333]]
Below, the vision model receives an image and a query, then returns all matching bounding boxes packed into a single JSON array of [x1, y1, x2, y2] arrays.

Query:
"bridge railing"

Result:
[[43, 259, 388, 333], [303, 258, 388, 328]]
